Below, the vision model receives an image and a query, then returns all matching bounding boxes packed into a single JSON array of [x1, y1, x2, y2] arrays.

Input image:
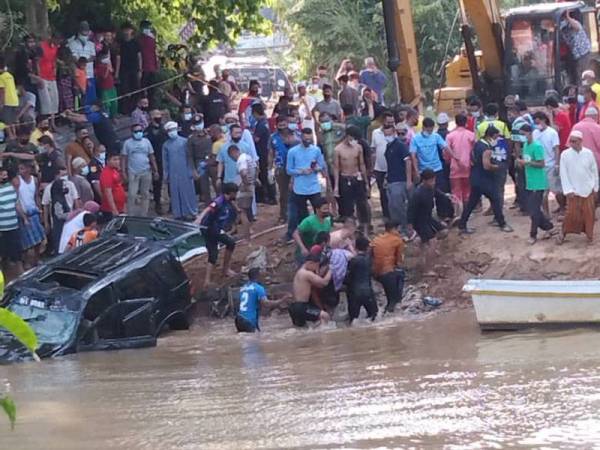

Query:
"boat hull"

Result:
[[463, 279, 600, 330]]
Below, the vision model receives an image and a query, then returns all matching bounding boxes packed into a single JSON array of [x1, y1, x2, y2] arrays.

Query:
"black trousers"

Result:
[[377, 269, 405, 312], [256, 150, 276, 203], [119, 71, 139, 114], [347, 291, 378, 322], [153, 159, 163, 208], [434, 170, 454, 219], [374, 170, 389, 218], [235, 315, 257, 333], [528, 190, 553, 238], [142, 71, 159, 108], [459, 183, 506, 229], [338, 175, 369, 224], [515, 166, 528, 212]]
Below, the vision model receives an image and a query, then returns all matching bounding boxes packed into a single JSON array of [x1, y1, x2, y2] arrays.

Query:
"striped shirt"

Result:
[[0, 183, 18, 231], [67, 37, 96, 78]]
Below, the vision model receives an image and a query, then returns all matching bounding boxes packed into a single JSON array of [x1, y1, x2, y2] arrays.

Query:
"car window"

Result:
[[83, 286, 115, 322], [116, 268, 157, 300], [150, 255, 186, 288]]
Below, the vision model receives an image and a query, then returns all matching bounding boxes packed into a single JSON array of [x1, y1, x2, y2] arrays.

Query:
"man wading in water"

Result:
[[288, 253, 332, 327]]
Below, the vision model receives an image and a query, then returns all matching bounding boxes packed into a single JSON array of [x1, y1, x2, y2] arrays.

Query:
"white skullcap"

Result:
[[585, 107, 599, 117], [436, 112, 449, 124], [164, 121, 178, 131], [569, 130, 583, 140], [582, 70, 596, 80]]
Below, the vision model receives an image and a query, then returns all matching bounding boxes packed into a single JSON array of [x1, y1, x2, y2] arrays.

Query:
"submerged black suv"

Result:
[[0, 233, 194, 363]]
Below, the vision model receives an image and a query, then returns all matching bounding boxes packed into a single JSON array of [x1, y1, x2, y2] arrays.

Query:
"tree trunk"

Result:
[[24, 0, 50, 38]]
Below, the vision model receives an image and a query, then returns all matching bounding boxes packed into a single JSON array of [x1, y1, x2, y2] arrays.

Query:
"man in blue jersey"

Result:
[[235, 268, 281, 332]]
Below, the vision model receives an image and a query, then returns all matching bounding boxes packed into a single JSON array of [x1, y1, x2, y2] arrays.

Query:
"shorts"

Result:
[[202, 229, 236, 265], [288, 302, 321, 327], [0, 106, 18, 125], [235, 315, 257, 333], [38, 79, 59, 115], [545, 167, 562, 193], [237, 191, 254, 210], [0, 228, 23, 262]]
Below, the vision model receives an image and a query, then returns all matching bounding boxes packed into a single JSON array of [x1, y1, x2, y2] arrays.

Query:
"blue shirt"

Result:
[[359, 69, 387, 99], [409, 132, 446, 173], [218, 138, 258, 184], [238, 281, 267, 329], [270, 131, 300, 168], [200, 194, 234, 233], [286, 143, 326, 195]]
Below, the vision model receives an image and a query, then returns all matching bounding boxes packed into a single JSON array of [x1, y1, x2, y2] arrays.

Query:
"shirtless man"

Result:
[[288, 253, 332, 327], [334, 126, 369, 230], [330, 217, 357, 251]]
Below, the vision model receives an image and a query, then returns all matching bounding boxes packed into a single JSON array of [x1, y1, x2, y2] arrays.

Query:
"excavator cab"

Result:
[[504, 2, 598, 105]]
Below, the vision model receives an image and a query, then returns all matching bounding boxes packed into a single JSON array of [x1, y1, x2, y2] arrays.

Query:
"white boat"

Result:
[[463, 279, 600, 330]]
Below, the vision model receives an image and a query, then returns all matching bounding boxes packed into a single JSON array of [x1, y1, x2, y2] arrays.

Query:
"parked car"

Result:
[[0, 234, 194, 363]]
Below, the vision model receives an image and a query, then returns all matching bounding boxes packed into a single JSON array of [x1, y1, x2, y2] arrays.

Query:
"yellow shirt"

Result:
[[30, 128, 54, 146], [0, 71, 19, 107], [476, 118, 510, 140], [212, 138, 225, 156], [592, 82, 600, 109]]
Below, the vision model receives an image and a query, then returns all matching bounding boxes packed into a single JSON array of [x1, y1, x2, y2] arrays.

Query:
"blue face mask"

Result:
[[321, 121, 332, 131], [168, 130, 179, 139], [133, 131, 143, 140], [289, 123, 298, 131], [194, 122, 204, 131], [81, 166, 90, 177], [221, 125, 230, 134], [98, 152, 106, 165]]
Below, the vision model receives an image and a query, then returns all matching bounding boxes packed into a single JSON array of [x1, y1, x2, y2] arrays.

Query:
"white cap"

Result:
[[71, 157, 87, 169], [582, 70, 596, 80], [164, 121, 178, 131], [296, 81, 307, 88], [585, 107, 599, 117], [437, 112, 449, 125], [569, 130, 584, 140]]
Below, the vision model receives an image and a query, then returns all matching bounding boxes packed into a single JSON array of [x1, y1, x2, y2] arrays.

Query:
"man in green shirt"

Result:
[[293, 197, 332, 257], [517, 124, 554, 244]]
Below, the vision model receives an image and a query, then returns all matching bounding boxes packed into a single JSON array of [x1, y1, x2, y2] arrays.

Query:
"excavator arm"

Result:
[[382, 0, 422, 107]]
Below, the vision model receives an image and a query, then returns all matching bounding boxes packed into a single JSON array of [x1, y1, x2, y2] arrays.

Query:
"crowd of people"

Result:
[[3, 19, 600, 332]]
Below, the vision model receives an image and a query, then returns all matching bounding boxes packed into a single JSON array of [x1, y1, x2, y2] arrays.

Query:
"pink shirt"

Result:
[[445, 126, 475, 178], [572, 118, 600, 167]]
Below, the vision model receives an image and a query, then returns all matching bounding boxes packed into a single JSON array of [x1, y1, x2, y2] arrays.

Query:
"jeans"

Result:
[[127, 171, 152, 216], [374, 170, 389, 218], [275, 167, 290, 221], [387, 181, 409, 234], [528, 190, 553, 238], [376, 269, 405, 312], [338, 175, 369, 225], [459, 183, 506, 229], [286, 191, 322, 239]]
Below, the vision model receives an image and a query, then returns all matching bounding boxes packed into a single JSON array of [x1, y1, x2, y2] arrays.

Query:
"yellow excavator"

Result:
[[382, 0, 600, 113]]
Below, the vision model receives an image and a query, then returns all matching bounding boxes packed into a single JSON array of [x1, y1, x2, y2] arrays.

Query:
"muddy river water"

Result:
[[4, 310, 600, 449]]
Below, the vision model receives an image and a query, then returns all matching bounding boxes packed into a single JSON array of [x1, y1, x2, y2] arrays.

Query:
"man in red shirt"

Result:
[[545, 96, 573, 151], [138, 20, 159, 107], [99, 153, 126, 223], [38, 34, 60, 129], [238, 80, 261, 128]]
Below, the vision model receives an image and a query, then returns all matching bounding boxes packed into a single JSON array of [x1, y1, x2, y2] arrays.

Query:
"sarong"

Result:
[[563, 193, 596, 240]]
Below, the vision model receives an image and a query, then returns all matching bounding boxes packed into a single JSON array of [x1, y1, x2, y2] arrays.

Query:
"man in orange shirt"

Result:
[[371, 220, 405, 313], [66, 213, 98, 251]]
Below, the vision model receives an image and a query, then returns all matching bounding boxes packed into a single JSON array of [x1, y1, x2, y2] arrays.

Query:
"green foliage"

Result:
[[2, 0, 270, 49], [0, 396, 16, 430], [0, 308, 38, 356], [274, 0, 560, 98]]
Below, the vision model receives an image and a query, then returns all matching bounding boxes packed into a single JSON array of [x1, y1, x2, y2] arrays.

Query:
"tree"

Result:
[[273, 0, 557, 99], [1, 0, 270, 48]]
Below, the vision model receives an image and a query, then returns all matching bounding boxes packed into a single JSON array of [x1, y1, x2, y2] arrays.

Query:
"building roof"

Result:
[[506, 1, 585, 18]]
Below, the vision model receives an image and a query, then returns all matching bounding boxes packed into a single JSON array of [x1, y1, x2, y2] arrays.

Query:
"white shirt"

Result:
[[371, 127, 391, 172], [560, 147, 599, 197], [18, 176, 37, 213], [59, 211, 85, 254], [236, 153, 256, 187], [42, 179, 80, 209], [68, 36, 96, 78], [533, 126, 560, 168], [296, 94, 317, 130]]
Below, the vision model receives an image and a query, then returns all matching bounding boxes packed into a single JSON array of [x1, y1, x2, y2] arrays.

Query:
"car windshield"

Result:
[[103, 217, 190, 242], [9, 304, 78, 345], [506, 18, 556, 103]]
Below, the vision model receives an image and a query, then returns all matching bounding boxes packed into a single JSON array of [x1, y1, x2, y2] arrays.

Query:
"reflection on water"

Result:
[[4, 310, 600, 449]]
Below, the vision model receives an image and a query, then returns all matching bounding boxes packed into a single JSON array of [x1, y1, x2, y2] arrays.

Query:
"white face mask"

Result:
[[422, 131, 432, 137], [101, 57, 110, 64], [348, 138, 357, 146], [168, 130, 179, 139], [81, 166, 90, 177], [60, 175, 68, 181], [578, 94, 585, 104], [472, 111, 480, 118], [385, 135, 395, 143], [194, 122, 204, 131], [183, 113, 192, 121], [98, 152, 106, 165]]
